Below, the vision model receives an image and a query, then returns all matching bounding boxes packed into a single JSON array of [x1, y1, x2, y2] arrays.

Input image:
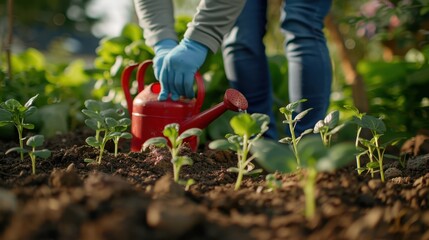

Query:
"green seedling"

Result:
[[143, 123, 202, 184], [6, 135, 51, 175], [279, 99, 313, 166], [209, 113, 269, 190], [251, 136, 356, 219], [344, 105, 366, 175], [313, 110, 345, 147], [351, 115, 400, 182], [265, 174, 282, 192], [0, 94, 38, 160], [82, 100, 132, 164]]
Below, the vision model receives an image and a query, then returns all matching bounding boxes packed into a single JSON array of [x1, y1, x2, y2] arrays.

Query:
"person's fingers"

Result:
[[171, 73, 181, 101], [183, 72, 195, 99], [158, 68, 169, 101]]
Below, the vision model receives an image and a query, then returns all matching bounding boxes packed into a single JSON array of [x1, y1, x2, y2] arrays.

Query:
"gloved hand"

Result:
[[153, 39, 177, 80], [158, 38, 208, 101]]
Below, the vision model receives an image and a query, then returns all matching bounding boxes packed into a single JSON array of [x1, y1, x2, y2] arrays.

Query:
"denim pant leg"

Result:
[[221, 0, 278, 140], [282, 0, 333, 136]]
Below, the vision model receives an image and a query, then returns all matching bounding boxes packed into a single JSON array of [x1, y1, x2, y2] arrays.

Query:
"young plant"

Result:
[[209, 113, 269, 190], [313, 110, 345, 147], [0, 94, 38, 160], [265, 174, 282, 192], [6, 135, 51, 175], [279, 99, 313, 166], [142, 123, 202, 184], [352, 115, 400, 182], [82, 100, 132, 164], [251, 136, 356, 219], [344, 105, 366, 175]]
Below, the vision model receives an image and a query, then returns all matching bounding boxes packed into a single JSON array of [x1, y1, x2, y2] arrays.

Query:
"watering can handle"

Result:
[[121, 60, 205, 116]]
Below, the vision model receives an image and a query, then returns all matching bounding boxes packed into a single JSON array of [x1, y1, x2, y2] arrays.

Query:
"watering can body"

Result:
[[121, 60, 248, 152]]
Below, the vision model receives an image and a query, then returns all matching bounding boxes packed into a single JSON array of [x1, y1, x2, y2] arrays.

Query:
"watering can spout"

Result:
[[181, 88, 248, 131]]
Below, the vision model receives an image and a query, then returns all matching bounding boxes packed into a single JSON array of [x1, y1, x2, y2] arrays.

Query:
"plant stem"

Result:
[[304, 167, 317, 219], [171, 146, 179, 182], [374, 137, 385, 182], [114, 138, 119, 157], [234, 134, 249, 191], [16, 124, 24, 160], [288, 120, 301, 166], [97, 136, 108, 164], [355, 127, 363, 174], [30, 147, 36, 175]]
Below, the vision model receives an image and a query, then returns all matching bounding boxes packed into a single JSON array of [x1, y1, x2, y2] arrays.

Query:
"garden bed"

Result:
[[1, 129, 429, 240]]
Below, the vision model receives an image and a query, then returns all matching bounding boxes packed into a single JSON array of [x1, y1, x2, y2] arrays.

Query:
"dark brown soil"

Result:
[[1, 128, 429, 240]]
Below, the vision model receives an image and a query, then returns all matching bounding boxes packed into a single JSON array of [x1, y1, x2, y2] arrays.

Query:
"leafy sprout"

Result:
[[279, 99, 313, 166], [143, 123, 202, 184], [82, 100, 132, 164], [209, 113, 269, 190], [6, 135, 51, 175], [251, 136, 356, 219], [313, 110, 345, 147], [351, 114, 400, 182], [0, 94, 38, 160]]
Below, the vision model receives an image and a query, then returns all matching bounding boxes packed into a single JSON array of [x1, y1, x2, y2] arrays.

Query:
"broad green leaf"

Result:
[[85, 119, 102, 131], [279, 136, 292, 144], [84, 100, 102, 112], [295, 108, 312, 121], [251, 139, 297, 173], [0, 121, 13, 127], [300, 129, 314, 137], [0, 109, 12, 121], [285, 99, 307, 112], [25, 106, 37, 117], [172, 156, 193, 166], [22, 123, 35, 130], [163, 123, 179, 139], [121, 132, 132, 139], [100, 109, 119, 118], [316, 143, 357, 172], [26, 135, 45, 147], [24, 94, 39, 108], [118, 118, 131, 126], [227, 167, 240, 173], [6, 147, 28, 154], [313, 120, 325, 133], [86, 136, 101, 147], [360, 115, 386, 134], [82, 109, 102, 120], [243, 168, 263, 176], [108, 132, 121, 138], [324, 110, 339, 129], [366, 161, 380, 170], [230, 113, 259, 137], [4, 99, 22, 112], [33, 149, 51, 159], [208, 139, 235, 150], [105, 117, 118, 128], [142, 137, 167, 150], [178, 128, 202, 141], [251, 113, 270, 129], [297, 136, 327, 167]]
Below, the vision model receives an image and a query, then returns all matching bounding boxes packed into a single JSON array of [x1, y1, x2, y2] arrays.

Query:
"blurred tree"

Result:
[[0, 0, 98, 32]]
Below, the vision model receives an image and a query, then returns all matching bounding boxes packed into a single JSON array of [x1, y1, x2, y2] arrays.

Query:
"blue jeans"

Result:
[[222, 0, 333, 139]]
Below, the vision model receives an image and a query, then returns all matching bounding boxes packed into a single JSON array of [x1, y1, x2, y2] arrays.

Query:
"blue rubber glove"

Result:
[[158, 38, 208, 101], [153, 39, 177, 80]]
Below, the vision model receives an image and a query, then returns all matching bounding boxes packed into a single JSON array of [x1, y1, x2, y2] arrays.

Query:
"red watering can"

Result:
[[121, 60, 248, 152]]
